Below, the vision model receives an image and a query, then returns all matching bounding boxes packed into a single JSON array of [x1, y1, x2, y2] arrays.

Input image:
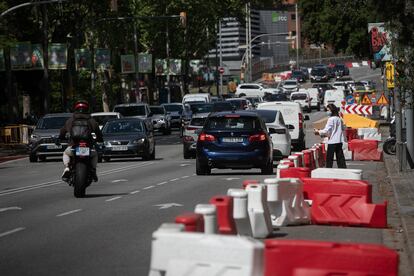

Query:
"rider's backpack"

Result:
[[70, 118, 91, 142]]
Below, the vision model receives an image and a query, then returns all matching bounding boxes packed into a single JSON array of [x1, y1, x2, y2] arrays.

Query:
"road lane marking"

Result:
[[0, 162, 156, 197], [143, 185, 155, 190], [0, 227, 25, 238], [192, 173, 196, 176], [181, 176, 189, 179], [0, 207, 22, 213], [224, 177, 240, 181], [130, 190, 140, 194], [106, 196, 122, 202], [154, 203, 183, 209], [156, 182, 167, 186], [180, 164, 191, 167], [170, 178, 179, 182], [57, 209, 82, 217], [111, 179, 128, 183]]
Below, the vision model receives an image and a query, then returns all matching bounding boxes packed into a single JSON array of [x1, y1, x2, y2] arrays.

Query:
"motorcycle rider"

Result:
[[59, 100, 103, 182]]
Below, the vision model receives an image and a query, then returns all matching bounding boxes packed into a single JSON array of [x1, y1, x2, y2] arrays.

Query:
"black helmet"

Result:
[[73, 100, 90, 113]]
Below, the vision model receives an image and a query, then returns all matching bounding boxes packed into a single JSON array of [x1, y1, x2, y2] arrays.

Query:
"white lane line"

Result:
[[0, 207, 22, 213], [156, 182, 167, 186], [130, 190, 140, 194], [56, 209, 82, 217], [0, 162, 156, 197], [0, 227, 25, 238], [181, 176, 190, 179], [180, 164, 191, 167], [192, 173, 196, 176], [106, 196, 122, 202], [143, 185, 155, 190], [111, 179, 128, 183], [170, 178, 179, 182]]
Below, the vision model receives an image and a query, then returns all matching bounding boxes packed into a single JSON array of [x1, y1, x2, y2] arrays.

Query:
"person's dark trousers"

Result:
[[326, 143, 347, 168]]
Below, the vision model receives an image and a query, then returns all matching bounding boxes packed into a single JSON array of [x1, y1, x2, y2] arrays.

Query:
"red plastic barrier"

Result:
[[280, 159, 295, 168], [279, 167, 311, 179], [264, 240, 398, 276], [348, 139, 383, 161], [242, 179, 259, 189], [302, 150, 315, 170], [320, 144, 327, 162], [314, 145, 325, 167], [209, 195, 237, 235], [175, 213, 204, 232], [345, 127, 358, 142], [300, 178, 387, 228], [292, 153, 303, 167], [345, 62, 353, 68]]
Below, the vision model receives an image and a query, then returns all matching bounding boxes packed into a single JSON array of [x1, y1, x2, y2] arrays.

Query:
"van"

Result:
[[257, 101, 309, 150], [182, 93, 211, 104], [300, 88, 320, 110], [290, 91, 311, 113], [323, 89, 345, 110]]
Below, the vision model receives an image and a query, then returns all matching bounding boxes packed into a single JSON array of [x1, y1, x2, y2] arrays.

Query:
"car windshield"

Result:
[[205, 116, 260, 130], [284, 81, 297, 86], [36, 116, 69, 129], [103, 120, 143, 134], [255, 110, 277, 123], [163, 104, 183, 113], [150, 107, 165, 115], [93, 115, 117, 126], [113, 106, 146, 117], [312, 69, 326, 75], [291, 94, 307, 100], [189, 103, 213, 113], [334, 65, 346, 70], [190, 117, 207, 126]]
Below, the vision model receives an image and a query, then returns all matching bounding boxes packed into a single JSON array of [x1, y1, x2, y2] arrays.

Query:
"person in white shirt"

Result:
[[314, 104, 347, 168]]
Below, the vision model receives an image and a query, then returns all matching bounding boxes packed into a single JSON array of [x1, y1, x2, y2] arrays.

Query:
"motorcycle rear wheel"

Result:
[[74, 162, 87, 198], [383, 139, 396, 155]]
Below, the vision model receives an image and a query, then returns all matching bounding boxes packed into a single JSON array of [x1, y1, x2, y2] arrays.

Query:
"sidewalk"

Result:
[[0, 144, 27, 163]]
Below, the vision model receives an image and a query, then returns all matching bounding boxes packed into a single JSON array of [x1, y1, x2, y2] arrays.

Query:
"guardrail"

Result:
[[0, 125, 35, 145]]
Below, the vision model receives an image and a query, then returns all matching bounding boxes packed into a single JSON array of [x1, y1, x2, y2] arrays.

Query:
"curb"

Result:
[[0, 155, 27, 164]]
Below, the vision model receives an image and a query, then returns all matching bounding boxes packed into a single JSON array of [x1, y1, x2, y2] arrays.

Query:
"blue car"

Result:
[[195, 111, 273, 175]]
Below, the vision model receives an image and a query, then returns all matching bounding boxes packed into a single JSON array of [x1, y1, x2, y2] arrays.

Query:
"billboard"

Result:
[[95, 48, 111, 71], [169, 59, 182, 75], [120, 54, 135, 73], [368, 23, 392, 62], [31, 44, 44, 70], [75, 49, 91, 71], [138, 53, 152, 73], [155, 59, 168, 76], [10, 42, 32, 70], [48, 43, 67, 70]]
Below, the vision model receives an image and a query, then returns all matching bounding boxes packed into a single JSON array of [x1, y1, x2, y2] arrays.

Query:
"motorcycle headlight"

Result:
[[133, 138, 145, 144]]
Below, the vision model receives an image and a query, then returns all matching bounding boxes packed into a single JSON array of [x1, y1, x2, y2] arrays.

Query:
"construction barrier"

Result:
[[209, 195, 237, 235], [148, 223, 264, 276], [264, 178, 310, 226], [264, 240, 398, 276], [194, 204, 217, 234], [348, 139, 383, 161], [302, 150, 316, 170], [287, 155, 299, 167], [358, 127, 382, 141], [313, 144, 325, 167], [246, 184, 273, 238], [227, 189, 252, 236], [279, 166, 311, 179], [276, 164, 290, 178], [292, 152, 305, 167], [300, 178, 387, 228], [242, 179, 260, 190], [311, 168, 363, 180], [279, 159, 295, 167], [345, 127, 358, 141], [175, 213, 204, 232], [323, 142, 353, 161]]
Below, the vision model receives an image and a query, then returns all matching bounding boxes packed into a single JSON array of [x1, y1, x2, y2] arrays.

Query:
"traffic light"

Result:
[[180, 11, 187, 28]]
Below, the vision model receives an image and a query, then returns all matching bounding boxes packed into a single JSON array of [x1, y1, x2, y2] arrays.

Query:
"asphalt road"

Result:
[[1, 66, 402, 275]]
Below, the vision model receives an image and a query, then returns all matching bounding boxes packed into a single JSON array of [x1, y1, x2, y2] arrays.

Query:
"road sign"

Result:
[[385, 62, 395, 89], [344, 104, 373, 115], [345, 95, 355, 104], [361, 94, 372, 105], [376, 92, 389, 105], [219, 67, 225, 75]]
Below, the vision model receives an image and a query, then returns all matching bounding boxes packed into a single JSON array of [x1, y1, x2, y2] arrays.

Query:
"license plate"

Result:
[[75, 146, 90, 156], [112, 145, 128, 151], [222, 137, 243, 143], [46, 144, 62, 150]]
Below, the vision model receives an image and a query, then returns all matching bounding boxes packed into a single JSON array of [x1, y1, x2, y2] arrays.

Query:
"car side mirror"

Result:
[[304, 115, 310, 121], [286, 124, 295, 130]]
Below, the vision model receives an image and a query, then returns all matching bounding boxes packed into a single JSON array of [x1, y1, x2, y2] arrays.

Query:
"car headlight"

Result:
[[30, 134, 38, 140], [133, 138, 145, 144], [104, 141, 112, 146], [157, 118, 165, 123]]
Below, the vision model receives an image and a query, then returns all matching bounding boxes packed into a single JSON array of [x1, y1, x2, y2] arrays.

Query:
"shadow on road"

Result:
[[83, 193, 128, 198]]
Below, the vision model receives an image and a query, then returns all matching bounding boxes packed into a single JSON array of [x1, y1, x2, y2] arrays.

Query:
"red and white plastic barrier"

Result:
[[227, 188, 252, 236], [246, 184, 273, 238], [348, 139, 383, 161], [311, 167, 363, 180]]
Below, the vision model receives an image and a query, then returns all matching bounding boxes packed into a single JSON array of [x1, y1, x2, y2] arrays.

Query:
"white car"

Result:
[[235, 83, 266, 97], [323, 89, 346, 110], [255, 109, 291, 159], [91, 112, 122, 129], [300, 88, 320, 110], [281, 79, 299, 94], [257, 101, 308, 151], [290, 91, 311, 113], [333, 81, 347, 91]]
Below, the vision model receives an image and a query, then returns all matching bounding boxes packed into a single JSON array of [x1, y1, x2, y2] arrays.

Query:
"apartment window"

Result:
[[291, 14, 296, 20]]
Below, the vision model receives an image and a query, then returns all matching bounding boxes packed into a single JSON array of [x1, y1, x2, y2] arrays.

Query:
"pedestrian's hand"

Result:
[[314, 128, 319, 135]]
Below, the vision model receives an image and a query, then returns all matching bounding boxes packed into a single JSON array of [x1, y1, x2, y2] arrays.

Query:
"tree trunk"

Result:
[[41, 5, 50, 115]]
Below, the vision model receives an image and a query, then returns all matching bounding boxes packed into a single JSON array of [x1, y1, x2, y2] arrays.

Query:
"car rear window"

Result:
[[239, 85, 259, 89], [255, 110, 277, 123], [103, 120, 143, 133], [291, 94, 307, 100], [205, 116, 260, 130], [163, 104, 183, 112], [284, 81, 297, 86], [37, 116, 69, 129], [150, 107, 165, 115], [190, 117, 206, 126], [114, 106, 146, 117]]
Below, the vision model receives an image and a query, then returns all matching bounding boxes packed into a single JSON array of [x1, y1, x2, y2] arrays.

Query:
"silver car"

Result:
[[149, 106, 171, 135], [182, 113, 209, 159]]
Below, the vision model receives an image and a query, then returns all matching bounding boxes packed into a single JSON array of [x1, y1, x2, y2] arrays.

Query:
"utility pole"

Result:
[[295, 3, 299, 68], [219, 20, 223, 97], [215, 21, 219, 95], [245, 3, 249, 82], [166, 22, 170, 103], [41, 4, 50, 114], [247, 3, 252, 82], [133, 23, 140, 103]]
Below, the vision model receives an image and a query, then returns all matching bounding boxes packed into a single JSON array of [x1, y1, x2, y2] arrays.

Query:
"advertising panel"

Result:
[[368, 23, 392, 62]]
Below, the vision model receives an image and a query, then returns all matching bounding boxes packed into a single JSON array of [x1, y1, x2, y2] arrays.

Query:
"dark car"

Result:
[[149, 105, 171, 135], [161, 103, 184, 129], [300, 67, 310, 80], [195, 111, 273, 175], [263, 93, 289, 102], [212, 101, 234, 112], [310, 68, 329, 83], [333, 64, 350, 77], [28, 113, 72, 162], [291, 70, 307, 83], [101, 118, 155, 162]]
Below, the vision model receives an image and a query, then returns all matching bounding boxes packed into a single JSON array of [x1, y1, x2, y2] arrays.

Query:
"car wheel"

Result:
[[150, 146, 156, 160], [196, 158, 211, 175], [39, 156, 46, 162], [183, 146, 191, 159], [317, 103, 321, 111], [103, 157, 111, 162], [261, 160, 273, 175], [29, 152, 38, 163], [98, 156, 103, 163]]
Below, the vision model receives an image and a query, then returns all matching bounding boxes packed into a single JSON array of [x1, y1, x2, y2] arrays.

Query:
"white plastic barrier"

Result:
[[264, 178, 310, 227], [324, 142, 352, 161], [357, 127, 379, 137], [362, 61, 369, 66], [352, 62, 360, 67], [276, 164, 289, 178], [246, 184, 273, 238], [194, 204, 217, 234], [311, 168, 363, 180], [227, 189, 252, 236], [288, 155, 299, 167], [363, 132, 382, 141], [292, 151, 305, 167], [148, 223, 264, 276]]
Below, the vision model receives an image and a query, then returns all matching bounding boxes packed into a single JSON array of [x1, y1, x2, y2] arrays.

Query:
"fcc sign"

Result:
[[272, 12, 288, 22]]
